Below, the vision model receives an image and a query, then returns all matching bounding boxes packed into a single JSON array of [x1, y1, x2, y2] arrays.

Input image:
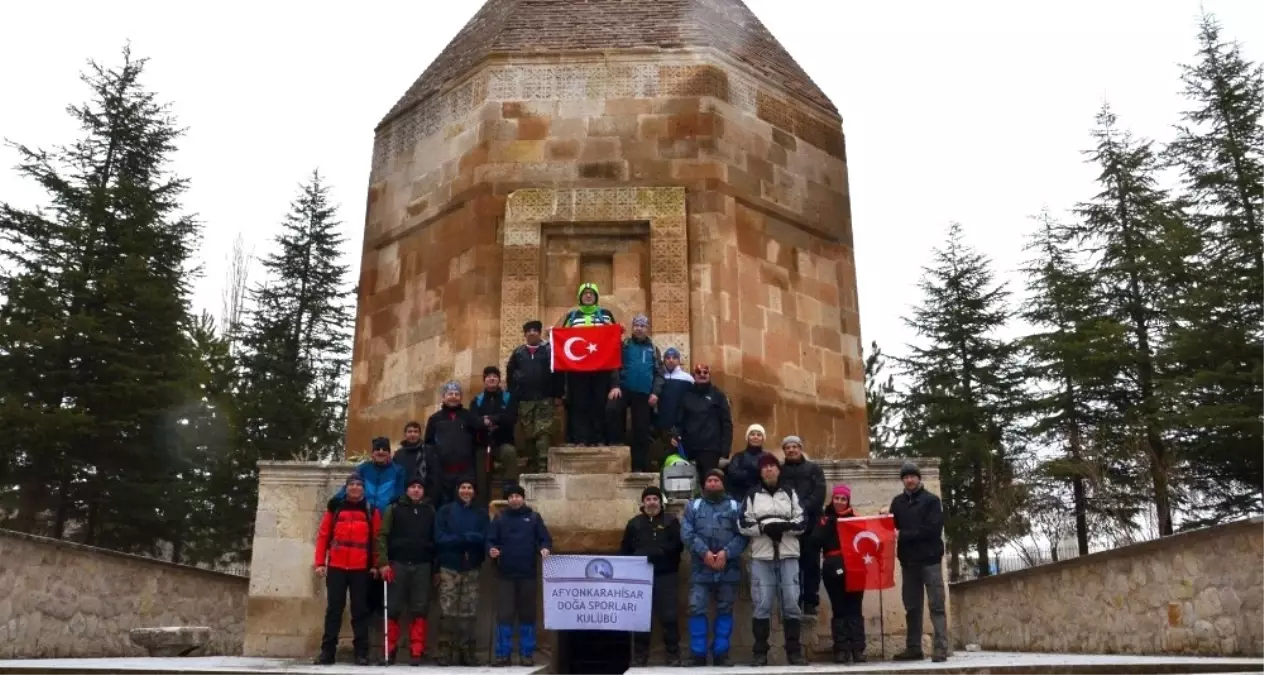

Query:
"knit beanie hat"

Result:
[[746, 424, 766, 441], [523, 320, 543, 333], [406, 477, 425, 489], [641, 486, 664, 501], [371, 436, 390, 451], [833, 484, 851, 499], [345, 473, 364, 486], [664, 347, 681, 359], [900, 461, 921, 478], [704, 468, 726, 484], [632, 314, 650, 328], [441, 380, 462, 396], [505, 484, 526, 498], [457, 478, 477, 491], [781, 435, 803, 449], [757, 453, 781, 470]]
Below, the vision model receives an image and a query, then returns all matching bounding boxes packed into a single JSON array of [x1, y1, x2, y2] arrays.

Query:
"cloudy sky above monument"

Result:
[[1, 0, 1260, 362]]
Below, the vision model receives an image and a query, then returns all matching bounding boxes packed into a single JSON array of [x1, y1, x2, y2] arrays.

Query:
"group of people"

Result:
[[313, 424, 948, 667]]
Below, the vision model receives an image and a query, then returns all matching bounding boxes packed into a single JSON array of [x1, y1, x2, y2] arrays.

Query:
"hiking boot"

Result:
[[748, 651, 767, 667], [312, 652, 335, 665], [893, 648, 925, 661], [353, 655, 370, 666], [382, 652, 396, 666], [664, 653, 683, 667], [520, 655, 535, 667], [691, 654, 708, 667], [408, 655, 422, 667], [933, 650, 948, 663], [833, 648, 849, 664], [853, 651, 867, 663], [492, 656, 511, 667], [632, 651, 649, 667], [711, 653, 730, 667], [784, 618, 807, 666]]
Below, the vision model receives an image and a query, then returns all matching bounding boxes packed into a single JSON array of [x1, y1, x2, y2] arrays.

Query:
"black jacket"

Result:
[[620, 509, 684, 576], [725, 445, 767, 500], [675, 383, 733, 457], [781, 456, 827, 522], [379, 495, 436, 564], [470, 388, 516, 447], [811, 504, 858, 559], [423, 405, 484, 505], [506, 343, 563, 402], [889, 485, 945, 566], [393, 440, 428, 492]]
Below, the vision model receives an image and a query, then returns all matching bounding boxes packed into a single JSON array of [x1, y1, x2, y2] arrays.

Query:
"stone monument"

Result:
[[244, 0, 951, 666], [346, 0, 866, 457]]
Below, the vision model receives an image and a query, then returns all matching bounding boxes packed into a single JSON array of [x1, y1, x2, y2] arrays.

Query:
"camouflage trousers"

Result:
[[515, 399, 554, 473], [437, 568, 480, 663], [438, 568, 480, 617]]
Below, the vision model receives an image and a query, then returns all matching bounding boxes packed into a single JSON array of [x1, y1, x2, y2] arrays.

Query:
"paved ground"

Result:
[[0, 657, 536, 674], [631, 650, 1264, 674]]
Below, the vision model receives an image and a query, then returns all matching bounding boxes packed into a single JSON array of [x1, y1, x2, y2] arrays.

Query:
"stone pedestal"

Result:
[[520, 445, 655, 552]]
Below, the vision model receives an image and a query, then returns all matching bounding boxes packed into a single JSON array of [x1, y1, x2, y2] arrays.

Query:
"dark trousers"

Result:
[[634, 572, 681, 656], [694, 452, 722, 485], [799, 519, 822, 607], [496, 575, 538, 624], [387, 561, 433, 618], [822, 557, 865, 652], [566, 372, 611, 444], [321, 568, 371, 658], [902, 562, 948, 655], [609, 390, 654, 471]]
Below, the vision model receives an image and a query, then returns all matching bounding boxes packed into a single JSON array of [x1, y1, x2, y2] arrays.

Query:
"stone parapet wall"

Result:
[[951, 517, 1264, 657], [0, 529, 247, 658]]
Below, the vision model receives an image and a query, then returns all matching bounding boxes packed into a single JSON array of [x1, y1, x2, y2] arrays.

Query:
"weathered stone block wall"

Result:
[[0, 529, 247, 658], [351, 52, 866, 457], [951, 517, 1264, 657]]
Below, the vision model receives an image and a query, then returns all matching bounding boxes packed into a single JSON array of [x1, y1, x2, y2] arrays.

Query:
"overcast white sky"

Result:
[[1, 0, 1260, 362]]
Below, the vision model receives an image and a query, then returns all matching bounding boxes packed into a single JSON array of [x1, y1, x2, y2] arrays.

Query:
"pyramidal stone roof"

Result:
[[378, 0, 836, 128]]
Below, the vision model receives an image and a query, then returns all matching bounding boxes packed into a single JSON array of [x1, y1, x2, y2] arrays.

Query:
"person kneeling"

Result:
[[377, 478, 436, 666], [487, 485, 553, 667], [621, 486, 684, 666], [815, 484, 866, 664]]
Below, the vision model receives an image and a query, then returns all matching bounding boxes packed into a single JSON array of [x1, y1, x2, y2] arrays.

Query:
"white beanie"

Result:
[[746, 424, 766, 440]]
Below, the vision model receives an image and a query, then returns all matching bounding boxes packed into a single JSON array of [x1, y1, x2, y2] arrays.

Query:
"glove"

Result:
[[382, 566, 396, 583], [763, 521, 792, 540]]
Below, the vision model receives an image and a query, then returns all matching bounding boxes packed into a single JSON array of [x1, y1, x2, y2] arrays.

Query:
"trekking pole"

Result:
[[879, 584, 886, 660], [380, 576, 389, 664]]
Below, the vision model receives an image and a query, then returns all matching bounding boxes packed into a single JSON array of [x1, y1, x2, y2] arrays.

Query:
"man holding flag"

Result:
[[554, 282, 620, 446]]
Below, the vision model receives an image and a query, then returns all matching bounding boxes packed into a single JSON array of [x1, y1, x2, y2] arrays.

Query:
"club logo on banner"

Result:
[[543, 555, 654, 631]]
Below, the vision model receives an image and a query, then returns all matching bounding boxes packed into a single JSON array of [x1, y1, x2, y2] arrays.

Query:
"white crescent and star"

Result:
[[852, 530, 881, 565], [562, 336, 600, 361]]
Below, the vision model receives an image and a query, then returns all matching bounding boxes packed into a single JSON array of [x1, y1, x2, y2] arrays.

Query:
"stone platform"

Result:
[[0, 657, 536, 673]]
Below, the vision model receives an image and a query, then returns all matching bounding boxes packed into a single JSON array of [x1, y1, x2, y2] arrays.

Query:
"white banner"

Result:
[[542, 554, 655, 631]]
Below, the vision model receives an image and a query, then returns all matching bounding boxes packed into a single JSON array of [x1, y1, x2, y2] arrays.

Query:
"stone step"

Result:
[[547, 445, 632, 474], [0, 658, 542, 673]]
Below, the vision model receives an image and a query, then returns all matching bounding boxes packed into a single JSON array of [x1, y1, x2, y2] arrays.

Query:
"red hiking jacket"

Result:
[[313, 496, 382, 570]]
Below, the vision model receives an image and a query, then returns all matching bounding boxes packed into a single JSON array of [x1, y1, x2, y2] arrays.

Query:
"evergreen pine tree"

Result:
[[1019, 209, 1145, 554], [238, 171, 353, 466], [1072, 104, 1196, 537], [1165, 14, 1264, 524], [0, 47, 200, 550], [863, 341, 900, 457], [898, 223, 1027, 578]]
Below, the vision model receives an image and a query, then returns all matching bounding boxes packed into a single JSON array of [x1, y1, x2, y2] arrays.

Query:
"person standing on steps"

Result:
[[506, 319, 563, 473], [653, 347, 693, 466], [883, 461, 948, 663], [393, 421, 428, 495], [680, 469, 746, 667], [422, 381, 485, 509], [814, 484, 866, 664], [335, 436, 405, 512], [779, 435, 827, 617], [725, 424, 768, 500], [471, 365, 520, 496], [434, 479, 489, 667], [612, 314, 665, 472], [376, 478, 436, 666], [486, 484, 552, 668], [557, 282, 618, 446], [739, 454, 808, 667], [312, 474, 382, 666], [674, 364, 733, 485], [620, 485, 684, 667]]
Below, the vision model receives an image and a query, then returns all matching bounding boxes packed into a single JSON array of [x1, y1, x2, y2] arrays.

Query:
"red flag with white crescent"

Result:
[[838, 515, 897, 592], [550, 325, 623, 372]]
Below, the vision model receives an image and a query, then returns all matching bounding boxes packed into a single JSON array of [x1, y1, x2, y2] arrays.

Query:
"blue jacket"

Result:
[[681, 494, 746, 584], [487, 505, 553, 579], [335, 460, 405, 512], [619, 338, 664, 396], [654, 367, 694, 431], [435, 499, 490, 572]]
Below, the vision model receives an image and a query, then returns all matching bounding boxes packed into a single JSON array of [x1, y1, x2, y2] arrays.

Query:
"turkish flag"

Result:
[[550, 325, 623, 372], [838, 515, 896, 592]]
